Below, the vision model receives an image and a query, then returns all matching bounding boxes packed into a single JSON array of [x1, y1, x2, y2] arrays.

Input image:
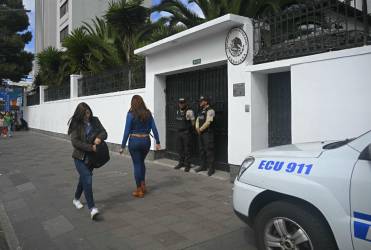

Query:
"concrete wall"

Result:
[[24, 86, 147, 146], [227, 19, 254, 165], [146, 30, 228, 75], [291, 52, 371, 142], [251, 73, 268, 151], [71, 0, 110, 30]]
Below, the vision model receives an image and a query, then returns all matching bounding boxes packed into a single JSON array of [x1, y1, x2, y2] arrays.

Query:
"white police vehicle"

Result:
[[233, 130, 371, 250]]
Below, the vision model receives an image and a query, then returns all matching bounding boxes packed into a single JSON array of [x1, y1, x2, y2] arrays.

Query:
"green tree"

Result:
[[152, 0, 298, 28], [61, 28, 91, 74], [36, 47, 70, 86], [151, 0, 204, 28], [0, 0, 34, 84], [105, 0, 164, 87], [105, 0, 151, 65], [62, 20, 122, 75], [82, 17, 123, 72]]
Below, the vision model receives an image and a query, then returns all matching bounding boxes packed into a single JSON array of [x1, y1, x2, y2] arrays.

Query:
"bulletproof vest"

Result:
[[176, 108, 192, 131], [197, 106, 214, 132]]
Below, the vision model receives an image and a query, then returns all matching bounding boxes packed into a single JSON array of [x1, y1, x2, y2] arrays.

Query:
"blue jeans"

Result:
[[128, 137, 151, 187], [74, 159, 95, 209], [7, 125, 12, 137]]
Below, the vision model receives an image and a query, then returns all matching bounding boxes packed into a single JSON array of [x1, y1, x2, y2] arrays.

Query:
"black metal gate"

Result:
[[166, 65, 228, 170], [268, 72, 292, 147]]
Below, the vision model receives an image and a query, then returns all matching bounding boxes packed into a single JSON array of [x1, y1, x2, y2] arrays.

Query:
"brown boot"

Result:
[[140, 181, 147, 194], [132, 187, 144, 198]]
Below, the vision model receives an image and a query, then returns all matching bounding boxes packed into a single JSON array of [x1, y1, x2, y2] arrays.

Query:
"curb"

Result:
[[0, 202, 21, 250]]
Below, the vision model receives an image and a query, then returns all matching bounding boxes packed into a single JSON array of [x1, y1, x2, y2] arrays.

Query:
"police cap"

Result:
[[199, 96, 210, 103], [178, 98, 186, 103]]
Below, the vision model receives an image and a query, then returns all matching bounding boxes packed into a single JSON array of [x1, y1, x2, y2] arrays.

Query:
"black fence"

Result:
[[44, 82, 70, 102], [253, 0, 371, 64], [78, 65, 145, 97], [26, 88, 40, 106]]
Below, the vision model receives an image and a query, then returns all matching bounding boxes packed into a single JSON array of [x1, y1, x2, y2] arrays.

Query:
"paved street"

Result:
[[0, 131, 256, 250]]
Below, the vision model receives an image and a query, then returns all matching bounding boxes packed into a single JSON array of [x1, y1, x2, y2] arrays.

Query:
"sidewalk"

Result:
[[0, 131, 256, 250], [0, 225, 9, 250]]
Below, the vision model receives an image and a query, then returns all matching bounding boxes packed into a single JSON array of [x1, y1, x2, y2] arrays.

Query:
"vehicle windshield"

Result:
[[323, 138, 354, 149], [322, 129, 371, 150]]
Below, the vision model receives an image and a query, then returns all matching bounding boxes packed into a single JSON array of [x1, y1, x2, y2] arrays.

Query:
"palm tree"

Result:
[[62, 23, 122, 75], [151, 0, 204, 28], [143, 21, 186, 45], [82, 17, 123, 72], [36, 47, 70, 86], [105, 0, 168, 87], [61, 28, 91, 73], [152, 0, 299, 28], [105, 0, 150, 65]]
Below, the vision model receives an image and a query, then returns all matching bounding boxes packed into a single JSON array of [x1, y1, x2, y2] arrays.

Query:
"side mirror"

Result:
[[359, 145, 371, 161]]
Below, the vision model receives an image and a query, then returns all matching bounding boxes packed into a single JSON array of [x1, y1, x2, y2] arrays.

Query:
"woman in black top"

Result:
[[68, 102, 107, 220]]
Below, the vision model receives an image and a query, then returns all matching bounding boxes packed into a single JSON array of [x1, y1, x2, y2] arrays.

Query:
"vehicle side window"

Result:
[[359, 144, 371, 161]]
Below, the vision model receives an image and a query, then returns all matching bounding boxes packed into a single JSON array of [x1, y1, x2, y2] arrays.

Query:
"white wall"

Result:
[[251, 73, 268, 151], [227, 19, 254, 165], [146, 30, 228, 75], [291, 52, 371, 142], [24, 89, 146, 146]]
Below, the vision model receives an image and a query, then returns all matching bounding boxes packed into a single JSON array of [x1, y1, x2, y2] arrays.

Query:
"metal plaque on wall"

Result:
[[233, 83, 245, 97]]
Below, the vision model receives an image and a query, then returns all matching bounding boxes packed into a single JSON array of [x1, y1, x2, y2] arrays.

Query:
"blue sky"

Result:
[[22, 0, 203, 54], [23, 0, 35, 53], [151, 0, 204, 21]]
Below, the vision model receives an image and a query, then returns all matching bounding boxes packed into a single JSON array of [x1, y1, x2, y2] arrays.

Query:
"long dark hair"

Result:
[[130, 95, 151, 122], [68, 102, 93, 135]]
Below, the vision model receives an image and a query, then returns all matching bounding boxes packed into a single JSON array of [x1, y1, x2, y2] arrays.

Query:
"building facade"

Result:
[[35, 0, 151, 51], [35, 0, 58, 54]]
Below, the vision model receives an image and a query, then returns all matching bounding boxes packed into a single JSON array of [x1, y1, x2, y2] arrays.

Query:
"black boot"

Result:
[[195, 166, 207, 172], [184, 165, 191, 172], [207, 168, 215, 176], [174, 163, 183, 170]]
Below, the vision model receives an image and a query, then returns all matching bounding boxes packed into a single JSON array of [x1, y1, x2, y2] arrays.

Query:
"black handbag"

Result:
[[87, 141, 110, 168], [85, 128, 110, 168]]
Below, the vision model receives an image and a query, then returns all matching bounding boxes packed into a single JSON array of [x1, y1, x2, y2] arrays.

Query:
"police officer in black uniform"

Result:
[[174, 98, 195, 172], [195, 96, 216, 176]]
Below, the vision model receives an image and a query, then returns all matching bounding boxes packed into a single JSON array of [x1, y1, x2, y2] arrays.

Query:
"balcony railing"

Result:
[[253, 0, 371, 64], [78, 65, 145, 97], [44, 82, 70, 102]]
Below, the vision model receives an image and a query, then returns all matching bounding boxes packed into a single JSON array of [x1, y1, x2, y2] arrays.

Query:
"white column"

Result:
[[70, 74, 81, 98], [23, 89, 27, 107], [39, 85, 47, 104]]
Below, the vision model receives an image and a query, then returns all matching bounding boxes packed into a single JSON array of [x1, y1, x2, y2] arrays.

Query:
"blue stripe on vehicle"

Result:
[[354, 212, 371, 222], [354, 221, 371, 242]]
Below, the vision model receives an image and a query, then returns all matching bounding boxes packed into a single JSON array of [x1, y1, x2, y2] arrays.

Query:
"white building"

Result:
[[35, 0, 58, 54], [26, 1, 371, 174], [35, 0, 151, 51]]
